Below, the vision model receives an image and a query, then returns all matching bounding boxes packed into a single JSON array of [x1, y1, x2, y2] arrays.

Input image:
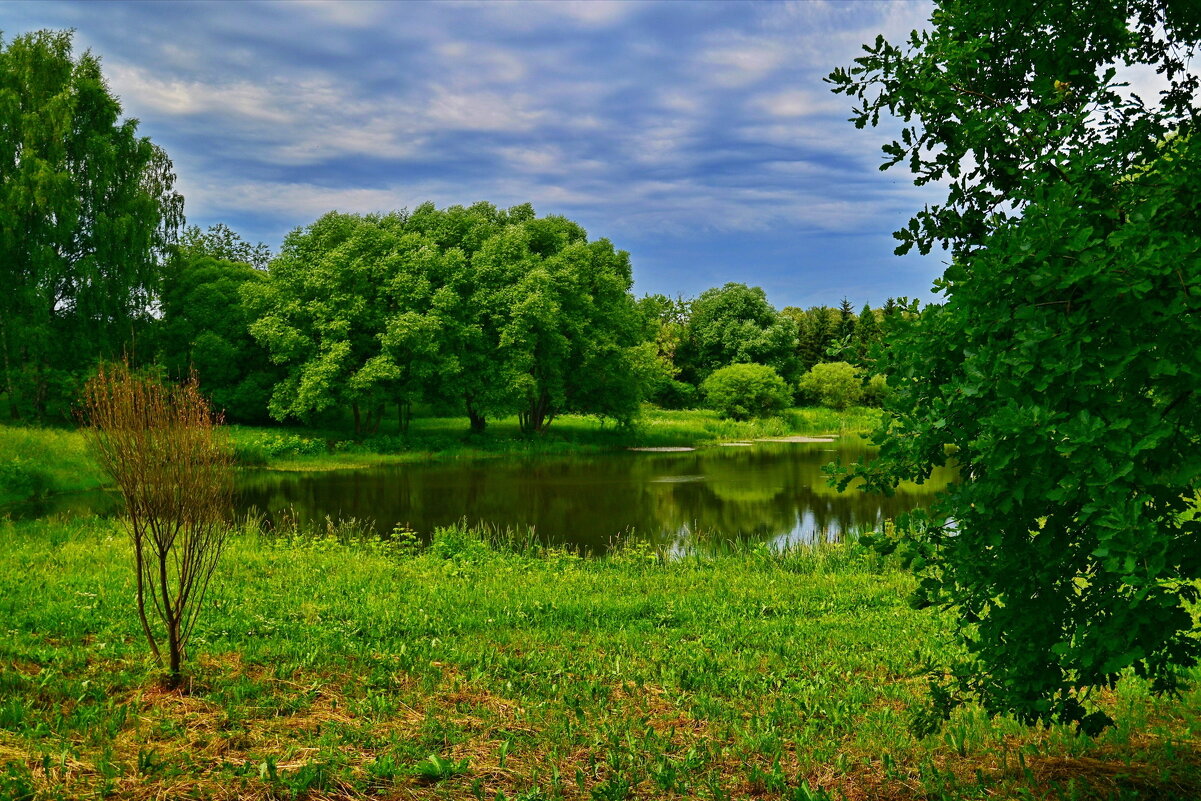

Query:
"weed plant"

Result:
[[1, 516, 1197, 800]]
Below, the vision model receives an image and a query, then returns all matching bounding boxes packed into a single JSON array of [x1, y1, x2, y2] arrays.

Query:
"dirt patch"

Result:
[[755, 436, 837, 443]]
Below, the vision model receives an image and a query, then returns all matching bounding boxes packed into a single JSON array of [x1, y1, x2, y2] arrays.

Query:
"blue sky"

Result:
[[2, 0, 948, 308]]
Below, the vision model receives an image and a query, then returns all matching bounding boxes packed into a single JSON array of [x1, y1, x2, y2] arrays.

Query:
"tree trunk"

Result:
[[520, 391, 554, 434], [398, 400, 411, 434], [371, 405, 383, 435], [466, 398, 486, 433], [352, 402, 361, 436], [0, 322, 17, 420], [166, 625, 183, 690]]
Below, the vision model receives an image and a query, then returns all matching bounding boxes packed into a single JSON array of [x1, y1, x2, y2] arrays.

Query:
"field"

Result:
[[2, 517, 1198, 801]]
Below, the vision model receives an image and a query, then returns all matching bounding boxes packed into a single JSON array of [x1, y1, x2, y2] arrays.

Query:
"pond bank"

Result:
[[0, 407, 881, 506]]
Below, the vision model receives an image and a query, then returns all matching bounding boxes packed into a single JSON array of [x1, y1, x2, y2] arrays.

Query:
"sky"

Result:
[[1, 0, 950, 309]]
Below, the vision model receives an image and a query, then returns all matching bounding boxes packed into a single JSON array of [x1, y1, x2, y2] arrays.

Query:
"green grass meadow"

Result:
[[0, 427, 103, 506], [1, 518, 1198, 801]]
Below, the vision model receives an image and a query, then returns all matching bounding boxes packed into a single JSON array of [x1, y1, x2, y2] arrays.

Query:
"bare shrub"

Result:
[[82, 362, 233, 688]]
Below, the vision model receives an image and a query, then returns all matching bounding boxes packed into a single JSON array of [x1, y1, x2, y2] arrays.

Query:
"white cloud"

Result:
[[699, 39, 791, 88], [749, 89, 842, 118], [426, 86, 546, 132], [278, 0, 391, 29]]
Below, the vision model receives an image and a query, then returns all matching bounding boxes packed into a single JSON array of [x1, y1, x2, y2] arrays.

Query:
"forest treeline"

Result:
[[1, 29, 894, 435], [14, 211, 898, 433]]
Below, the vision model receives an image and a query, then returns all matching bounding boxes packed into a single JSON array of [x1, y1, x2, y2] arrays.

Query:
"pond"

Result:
[[13, 438, 951, 553]]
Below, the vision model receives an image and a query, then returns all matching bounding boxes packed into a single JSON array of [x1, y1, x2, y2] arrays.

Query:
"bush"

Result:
[[861, 374, 891, 408], [700, 363, 791, 421], [650, 378, 699, 410], [796, 362, 863, 410]]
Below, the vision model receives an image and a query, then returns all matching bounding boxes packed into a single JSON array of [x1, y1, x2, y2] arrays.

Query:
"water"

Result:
[[14, 439, 950, 552]]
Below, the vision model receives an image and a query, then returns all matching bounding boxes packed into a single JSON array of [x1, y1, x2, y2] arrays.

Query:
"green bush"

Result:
[[861, 374, 891, 408], [650, 379, 699, 410], [796, 362, 863, 410], [228, 430, 327, 462], [700, 363, 791, 421]]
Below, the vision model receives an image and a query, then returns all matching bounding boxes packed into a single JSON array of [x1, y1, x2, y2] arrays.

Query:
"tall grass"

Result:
[[1, 515, 1197, 801]]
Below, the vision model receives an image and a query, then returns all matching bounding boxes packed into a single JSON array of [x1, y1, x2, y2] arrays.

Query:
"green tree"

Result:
[[799, 306, 836, 371], [830, 298, 856, 360], [700, 363, 791, 421], [0, 29, 183, 420], [852, 303, 882, 364], [177, 223, 271, 270], [490, 216, 651, 433], [796, 362, 863, 410], [677, 283, 799, 385], [159, 254, 279, 423], [831, 0, 1201, 732], [244, 212, 399, 434], [637, 294, 694, 408], [247, 204, 653, 435]]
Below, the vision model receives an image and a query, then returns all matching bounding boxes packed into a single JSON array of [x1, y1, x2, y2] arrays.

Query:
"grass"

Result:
[[0, 427, 103, 506], [224, 407, 875, 471], [0, 406, 882, 504], [1, 516, 1198, 800]]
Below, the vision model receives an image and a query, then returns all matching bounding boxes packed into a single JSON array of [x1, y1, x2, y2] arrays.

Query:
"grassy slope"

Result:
[[0, 427, 104, 506], [0, 407, 881, 502], [1, 518, 1198, 801]]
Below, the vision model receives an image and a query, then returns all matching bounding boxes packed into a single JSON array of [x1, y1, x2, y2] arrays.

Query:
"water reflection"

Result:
[[8, 440, 951, 553], [234, 440, 950, 552]]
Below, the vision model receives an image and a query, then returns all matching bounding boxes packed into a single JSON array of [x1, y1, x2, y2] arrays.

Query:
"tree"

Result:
[[798, 306, 836, 372], [158, 254, 279, 422], [852, 303, 882, 364], [489, 216, 651, 433], [677, 283, 799, 385], [83, 362, 232, 688], [638, 294, 695, 407], [835, 298, 855, 340], [796, 362, 863, 410], [177, 223, 271, 271], [830, 0, 1201, 732], [700, 363, 791, 421], [247, 203, 654, 435], [0, 30, 183, 420], [244, 212, 399, 434]]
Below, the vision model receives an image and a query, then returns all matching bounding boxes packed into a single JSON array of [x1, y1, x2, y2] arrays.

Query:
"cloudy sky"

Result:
[[2, 0, 946, 308]]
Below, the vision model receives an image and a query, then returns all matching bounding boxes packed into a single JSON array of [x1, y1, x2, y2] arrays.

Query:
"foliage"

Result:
[[797, 362, 863, 411], [830, 0, 1201, 731], [244, 212, 400, 434], [784, 305, 850, 373], [0, 30, 182, 421], [852, 304, 883, 364], [700, 363, 791, 421], [82, 363, 233, 687], [159, 254, 280, 422], [677, 283, 799, 385], [246, 204, 653, 435], [177, 222, 271, 270], [860, 374, 890, 408]]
